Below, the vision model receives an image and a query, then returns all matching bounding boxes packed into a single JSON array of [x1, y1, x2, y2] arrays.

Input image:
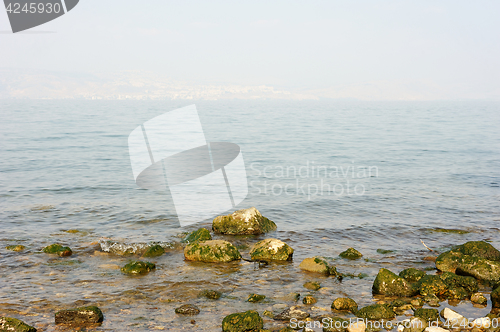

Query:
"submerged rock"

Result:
[[399, 268, 426, 282], [299, 256, 338, 275], [199, 289, 221, 300], [143, 244, 165, 257], [54, 306, 103, 325], [120, 260, 156, 275], [247, 294, 266, 303], [356, 304, 395, 320], [0, 317, 37, 332], [471, 292, 487, 305], [274, 306, 310, 320], [184, 240, 241, 263], [175, 304, 200, 315], [212, 207, 277, 235], [222, 310, 263, 332], [181, 228, 212, 244], [331, 298, 358, 313], [339, 248, 362, 260], [5, 245, 26, 252], [372, 268, 418, 297], [249, 238, 293, 261], [303, 281, 321, 291], [303, 296, 317, 305], [42, 243, 72, 257]]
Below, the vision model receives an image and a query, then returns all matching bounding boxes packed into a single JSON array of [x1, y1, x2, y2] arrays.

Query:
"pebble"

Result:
[[348, 321, 366, 332]]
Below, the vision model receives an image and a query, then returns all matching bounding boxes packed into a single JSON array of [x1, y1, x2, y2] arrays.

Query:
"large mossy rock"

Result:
[[184, 240, 241, 263], [299, 256, 338, 275], [212, 207, 276, 235], [181, 228, 212, 244], [249, 238, 293, 261], [436, 242, 500, 284], [54, 306, 104, 325], [372, 268, 418, 297], [222, 310, 263, 332], [121, 261, 156, 275], [0, 317, 37, 332], [355, 304, 395, 320], [42, 243, 72, 257]]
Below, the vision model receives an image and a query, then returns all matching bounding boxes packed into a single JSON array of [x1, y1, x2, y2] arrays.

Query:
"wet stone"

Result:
[[121, 260, 156, 275], [274, 306, 310, 321], [414, 308, 439, 322], [184, 240, 241, 263], [222, 310, 263, 332], [303, 281, 321, 291], [212, 207, 277, 235], [143, 244, 165, 257], [299, 256, 338, 275], [174, 304, 200, 315], [399, 268, 426, 282], [247, 294, 266, 303], [339, 248, 363, 260], [0, 317, 37, 332], [5, 245, 26, 252], [471, 292, 487, 305], [372, 268, 418, 297], [42, 243, 72, 257], [249, 238, 294, 261], [199, 289, 222, 300], [54, 305, 104, 325], [303, 296, 317, 305], [331, 298, 358, 313], [356, 304, 395, 320]]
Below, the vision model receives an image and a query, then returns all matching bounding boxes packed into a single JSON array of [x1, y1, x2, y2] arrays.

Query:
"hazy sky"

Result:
[[1, 1, 499, 99]]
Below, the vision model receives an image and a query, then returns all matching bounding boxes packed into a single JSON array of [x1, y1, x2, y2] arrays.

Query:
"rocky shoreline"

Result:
[[2, 208, 500, 331]]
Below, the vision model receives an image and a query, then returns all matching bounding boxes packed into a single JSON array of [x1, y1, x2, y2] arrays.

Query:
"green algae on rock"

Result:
[[356, 304, 395, 320], [471, 292, 487, 305], [247, 294, 266, 303], [413, 308, 439, 321], [455, 241, 500, 261], [416, 275, 448, 297], [142, 244, 165, 257], [339, 248, 362, 260], [54, 306, 104, 325], [440, 272, 478, 295], [399, 268, 426, 282], [221, 310, 263, 332], [0, 317, 37, 332], [174, 304, 200, 315], [331, 298, 358, 313], [184, 240, 241, 263], [377, 248, 394, 254], [303, 281, 321, 291], [181, 228, 212, 244], [120, 260, 156, 275], [42, 243, 72, 257], [5, 245, 25, 252], [491, 285, 500, 308], [212, 207, 277, 235], [199, 289, 222, 300], [299, 256, 338, 275], [249, 238, 293, 261], [372, 268, 418, 297]]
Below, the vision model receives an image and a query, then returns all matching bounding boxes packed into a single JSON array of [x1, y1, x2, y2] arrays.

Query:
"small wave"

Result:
[[99, 239, 177, 255]]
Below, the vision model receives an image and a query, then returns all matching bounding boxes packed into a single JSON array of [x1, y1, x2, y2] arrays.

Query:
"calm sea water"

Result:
[[1, 99, 500, 331]]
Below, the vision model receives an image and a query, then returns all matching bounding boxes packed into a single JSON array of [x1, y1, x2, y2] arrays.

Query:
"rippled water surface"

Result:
[[1, 100, 499, 331]]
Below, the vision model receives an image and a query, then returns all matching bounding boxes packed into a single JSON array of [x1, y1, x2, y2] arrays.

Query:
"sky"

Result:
[[0, 0, 499, 100]]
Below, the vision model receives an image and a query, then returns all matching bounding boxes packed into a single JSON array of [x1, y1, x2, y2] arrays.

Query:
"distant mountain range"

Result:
[[1, 68, 498, 101]]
